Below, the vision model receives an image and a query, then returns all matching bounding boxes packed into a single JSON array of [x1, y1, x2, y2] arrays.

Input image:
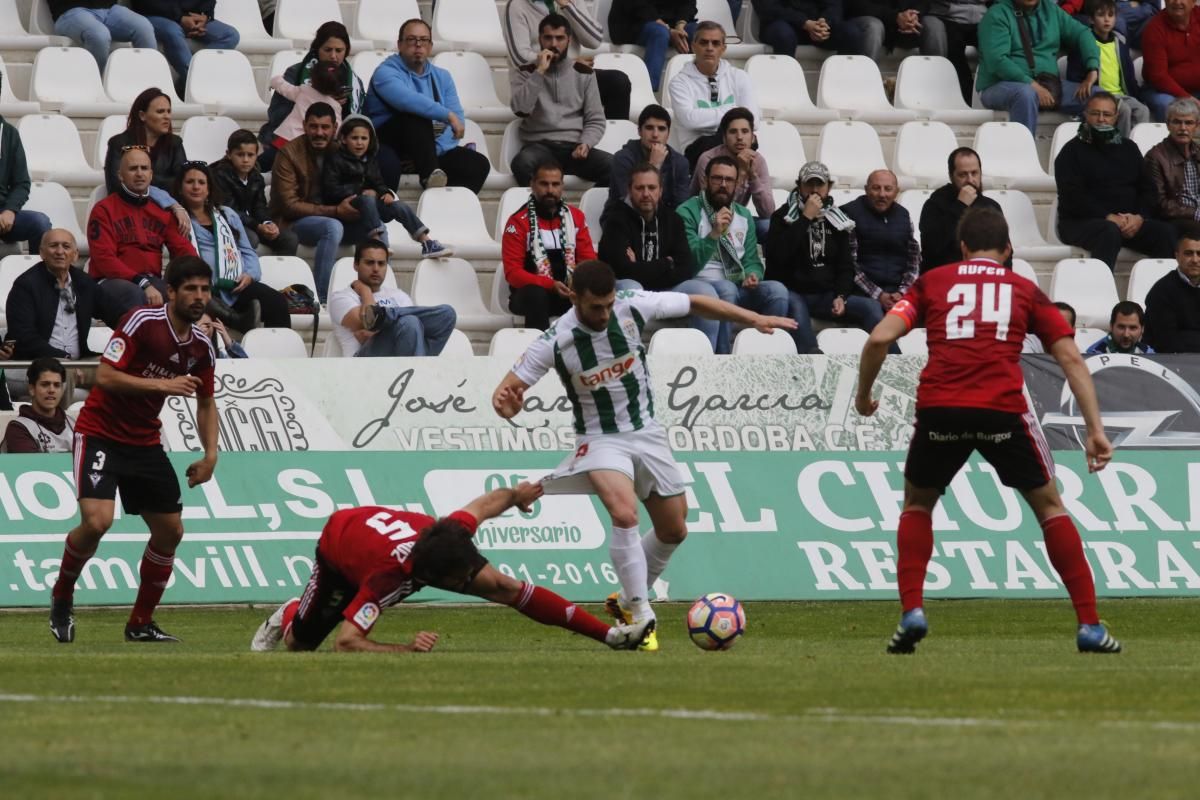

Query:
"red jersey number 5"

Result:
[[945, 282, 1013, 341]]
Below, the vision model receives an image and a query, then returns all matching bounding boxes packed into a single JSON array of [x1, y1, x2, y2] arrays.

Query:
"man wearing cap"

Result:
[[765, 161, 885, 353]]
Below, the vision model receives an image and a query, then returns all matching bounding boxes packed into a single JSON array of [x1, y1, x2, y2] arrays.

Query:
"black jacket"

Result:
[[752, 0, 845, 28], [104, 129, 187, 197], [764, 204, 856, 295], [131, 0, 216, 20], [1144, 270, 1200, 353], [608, 0, 698, 44], [598, 201, 693, 289], [1055, 136, 1152, 221], [320, 116, 390, 204], [604, 138, 692, 226], [210, 157, 271, 231], [919, 182, 1003, 272], [844, 0, 931, 46], [5, 262, 105, 359]]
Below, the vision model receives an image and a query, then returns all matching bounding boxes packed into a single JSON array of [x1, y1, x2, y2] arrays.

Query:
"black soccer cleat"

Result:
[[49, 597, 76, 643], [124, 621, 181, 643], [886, 608, 929, 654]]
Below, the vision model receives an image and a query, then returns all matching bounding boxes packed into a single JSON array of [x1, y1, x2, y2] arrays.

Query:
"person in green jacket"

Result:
[[976, 0, 1100, 132]]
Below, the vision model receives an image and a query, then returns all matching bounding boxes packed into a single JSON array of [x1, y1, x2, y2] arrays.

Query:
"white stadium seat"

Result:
[[440, 328, 476, 357], [592, 53, 657, 123], [494, 186, 531, 241], [580, 187, 607, 246], [892, 120, 959, 188], [755, 120, 808, 190], [816, 56, 918, 124], [488, 264, 520, 324], [0, 254, 38, 327], [241, 327, 310, 358], [1044, 197, 1084, 255], [595, 119, 638, 156], [0, 0, 67, 48], [31, 47, 124, 117], [488, 328, 541, 359], [461, 118, 513, 191], [1130, 122, 1167, 156], [498, 119, 523, 179], [989, 190, 1074, 262], [432, 0, 507, 58], [695, 0, 768, 58], [328, 256, 398, 298], [411, 257, 513, 332], [103, 49, 205, 117], [894, 56, 994, 124], [25, 181, 89, 255], [415, 187, 501, 260], [267, 50, 307, 92], [273, 0, 370, 51], [1126, 259, 1176, 307], [897, 327, 927, 355], [93, 114, 127, 169], [1011, 258, 1040, 286], [351, 51, 391, 89], [830, 188, 864, 206], [257, 255, 331, 332], [745, 55, 837, 124], [815, 121, 888, 188], [354, 0, 421, 49], [648, 328, 714, 355], [185, 50, 268, 118], [0, 54, 41, 116], [817, 327, 870, 354], [87, 326, 113, 354], [432, 51, 513, 123], [659, 54, 691, 114], [1075, 327, 1105, 353], [732, 328, 797, 354], [1048, 121, 1077, 175], [896, 188, 932, 223], [972, 122, 1055, 191], [213, 0, 293, 53], [1049, 258, 1120, 329], [18, 115, 103, 186], [180, 116, 242, 165]]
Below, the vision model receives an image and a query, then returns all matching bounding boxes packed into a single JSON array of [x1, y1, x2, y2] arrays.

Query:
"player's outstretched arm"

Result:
[[855, 314, 908, 417], [185, 395, 219, 488], [492, 371, 531, 419], [1049, 336, 1113, 473], [686, 293, 798, 332], [462, 481, 545, 523], [95, 362, 202, 396], [332, 620, 439, 653]]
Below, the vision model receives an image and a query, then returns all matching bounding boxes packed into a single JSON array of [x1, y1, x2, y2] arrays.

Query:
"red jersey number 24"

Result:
[[945, 282, 1013, 341]]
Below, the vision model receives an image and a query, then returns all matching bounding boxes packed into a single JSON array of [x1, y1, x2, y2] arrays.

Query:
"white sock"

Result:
[[642, 528, 679, 589], [609, 525, 653, 622]]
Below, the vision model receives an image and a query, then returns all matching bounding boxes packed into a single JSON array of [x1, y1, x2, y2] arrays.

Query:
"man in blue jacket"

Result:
[[364, 18, 491, 193]]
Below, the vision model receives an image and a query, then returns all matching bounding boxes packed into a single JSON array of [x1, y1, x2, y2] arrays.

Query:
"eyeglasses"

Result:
[[120, 144, 150, 153], [59, 285, 75, 314], [708, 175, 737, 185], [402, 36, 432, 46]]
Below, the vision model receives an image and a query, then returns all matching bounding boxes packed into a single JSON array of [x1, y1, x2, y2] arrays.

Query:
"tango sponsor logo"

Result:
[[574, 354, 636, 390]]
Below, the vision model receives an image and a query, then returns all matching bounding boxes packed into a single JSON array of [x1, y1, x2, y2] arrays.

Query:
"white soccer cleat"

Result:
[[250, 599, 295, 652], [606, 617, 656, 650]]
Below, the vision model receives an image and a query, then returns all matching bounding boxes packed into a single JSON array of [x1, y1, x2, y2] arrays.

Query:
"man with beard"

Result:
[[603, 104, 691, 225], [692, 107, 775, 240], [677, 155, 790, 353], [501, 162, 597, 330], [1085, 300, 1155, 354], [509, 14, 611, 186], [49, 256, 219, 644], [919, 147, 1003, 272]]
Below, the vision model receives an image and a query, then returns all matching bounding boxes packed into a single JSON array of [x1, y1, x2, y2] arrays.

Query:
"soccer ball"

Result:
[[687, 593, 746, 651]]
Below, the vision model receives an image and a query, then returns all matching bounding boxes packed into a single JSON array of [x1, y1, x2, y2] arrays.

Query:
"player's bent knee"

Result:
[[658, 525, 687, 545]]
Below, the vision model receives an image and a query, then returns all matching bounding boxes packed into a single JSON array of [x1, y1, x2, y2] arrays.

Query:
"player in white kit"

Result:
[[492, 260, 796, 649]]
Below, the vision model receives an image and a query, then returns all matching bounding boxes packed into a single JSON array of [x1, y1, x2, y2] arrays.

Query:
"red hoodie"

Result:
[[87, 190, 196, 281], [1142, 10, 1200, 97]]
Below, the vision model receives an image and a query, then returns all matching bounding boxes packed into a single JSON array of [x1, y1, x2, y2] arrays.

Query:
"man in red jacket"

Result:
[[87, 146, 196, 319], [1140, 0, 1200, 121]]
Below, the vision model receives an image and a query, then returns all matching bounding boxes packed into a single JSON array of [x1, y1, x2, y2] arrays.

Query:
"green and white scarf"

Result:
[[188, 208, 243, 291], [701, 192, 744, 282], [527, 195, 576, 284]]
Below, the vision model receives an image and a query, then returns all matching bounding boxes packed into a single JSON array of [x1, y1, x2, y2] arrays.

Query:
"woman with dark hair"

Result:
[[174, 162, 290, 333], [258, 20, 367, 171], [103, 86, 190, 233]]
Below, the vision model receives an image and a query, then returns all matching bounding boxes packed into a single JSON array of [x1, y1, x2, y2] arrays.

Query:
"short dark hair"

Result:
[[1110, 300, 1145, 325], [694, 20, 725, 41], [1054, 302, 1077, 327], [532, 161, 563, 182], [1178, 221, 1200, 245], [948, 147, 982, 179], [1088, 0, 1117, 14], [705, 154, 738, 177], [957, 207, 1009, 253], [571, 259, 616, 298], [27, 357, 65, 386], [637, 104, 671, 129], [538, 12, 572, 37], [226, 128, 258, 152], [409, 518, 485, 587], [629, 161, 661, 187], [165, 255, 212, 289], [304, 102, 337, 123], [717, 106, 755, 139], [354, 238, 389, 262], [399, 17, 430, 39]]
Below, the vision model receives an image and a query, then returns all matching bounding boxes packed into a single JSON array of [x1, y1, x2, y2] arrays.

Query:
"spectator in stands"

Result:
[[268, 62, 344, 149], [329, 239, 457, 357], [1144, 224, 1200, 352], [668, 22, 760, 168], [1, 358, 74, 454], [510, 14, 612, 186], [1085, 300, 1154, 353], [751, 0, 871, 58], [1139, 0, 1200, 122], [598, 163, 721, 350], [604, 104, 691, 225], [1055, 92, 1177, 269], [365, 19, 491, 193], [175, 162, 290, 334], [1056, 301, 1077, 327], [842, 169, 920, 318], [103, 88, 191, 234], [260, 22, 366, 171], [765, 161, 881, 354], [502, 162, 598, 330], [505, 0, 631, 120], [132, 0, 239, 98], [321, 116, 453, 258], [0, 86, 51, 253], [692, 107, 774, 240], [1065, 0, 1148, 137], [607, 1, 699, 93], [1144, 98, 1200, 232], [926, 0, 990, 104], [1022, 299, 1078, 352], [198, 313, 246, 358], [976, 0, 1099, 133], [270, 103, 371, 304], [920, 146, 1003, 271], [5, 228, 104, 359], [49, 1, 156, 72], [1059, 0, 1156, 48], [678, 155, 790, 353], [88, 147, 197, 318], [210, 130, 298, 255], [845, 0, 949, 62]]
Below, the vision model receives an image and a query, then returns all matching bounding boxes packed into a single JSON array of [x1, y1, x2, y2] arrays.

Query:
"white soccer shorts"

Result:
[[541, 426, 685, 501]]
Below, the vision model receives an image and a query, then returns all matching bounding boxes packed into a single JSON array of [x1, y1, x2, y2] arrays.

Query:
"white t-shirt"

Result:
[[328, 285, 414, 356]]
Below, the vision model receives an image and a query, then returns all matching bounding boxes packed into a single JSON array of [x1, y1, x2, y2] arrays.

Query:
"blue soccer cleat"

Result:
[[887, 607, 929, 654], [1077, 623, 1122, 654]]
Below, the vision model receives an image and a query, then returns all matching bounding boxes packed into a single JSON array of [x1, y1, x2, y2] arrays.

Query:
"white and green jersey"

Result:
[[512, 290, 691, 435]]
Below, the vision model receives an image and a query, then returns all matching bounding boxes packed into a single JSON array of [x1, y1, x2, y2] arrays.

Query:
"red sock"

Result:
[[281, 598, 299, 636], [512, 582, 612, 643], [52, 537, 96, 601], [897, 509, 934, 612], [1041, 514, 1099, 625], [128, 545, 174, 626]]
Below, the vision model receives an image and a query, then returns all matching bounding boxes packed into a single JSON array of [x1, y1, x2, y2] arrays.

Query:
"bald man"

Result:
[[840, 169, 921, 314]]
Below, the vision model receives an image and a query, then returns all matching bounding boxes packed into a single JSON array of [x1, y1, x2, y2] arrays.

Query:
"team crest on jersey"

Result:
[[621, 318, 639, 341], [574, 443, 589, 459], [88, 472, 102, 488], [169, 353, 180, 363], [103, 337, 126, 362], [574, 354, 637, 390], [187, 357, 197, 372], [353, 602, 380, 630]]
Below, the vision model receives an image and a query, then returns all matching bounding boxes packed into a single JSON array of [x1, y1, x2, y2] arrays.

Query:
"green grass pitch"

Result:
[[2, 599, 1198, 799]]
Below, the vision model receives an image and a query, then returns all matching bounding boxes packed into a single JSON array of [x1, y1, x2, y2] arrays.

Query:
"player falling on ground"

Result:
[[491, 259, 797, 650], [250, 482, 654, 652], [50, 256, 219, 644], [855, 208, 1121, 654]]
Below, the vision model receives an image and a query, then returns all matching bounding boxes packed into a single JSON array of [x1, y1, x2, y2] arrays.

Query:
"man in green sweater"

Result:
[[976, 0, 1100, 132], [676, 155, 791, 353]]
